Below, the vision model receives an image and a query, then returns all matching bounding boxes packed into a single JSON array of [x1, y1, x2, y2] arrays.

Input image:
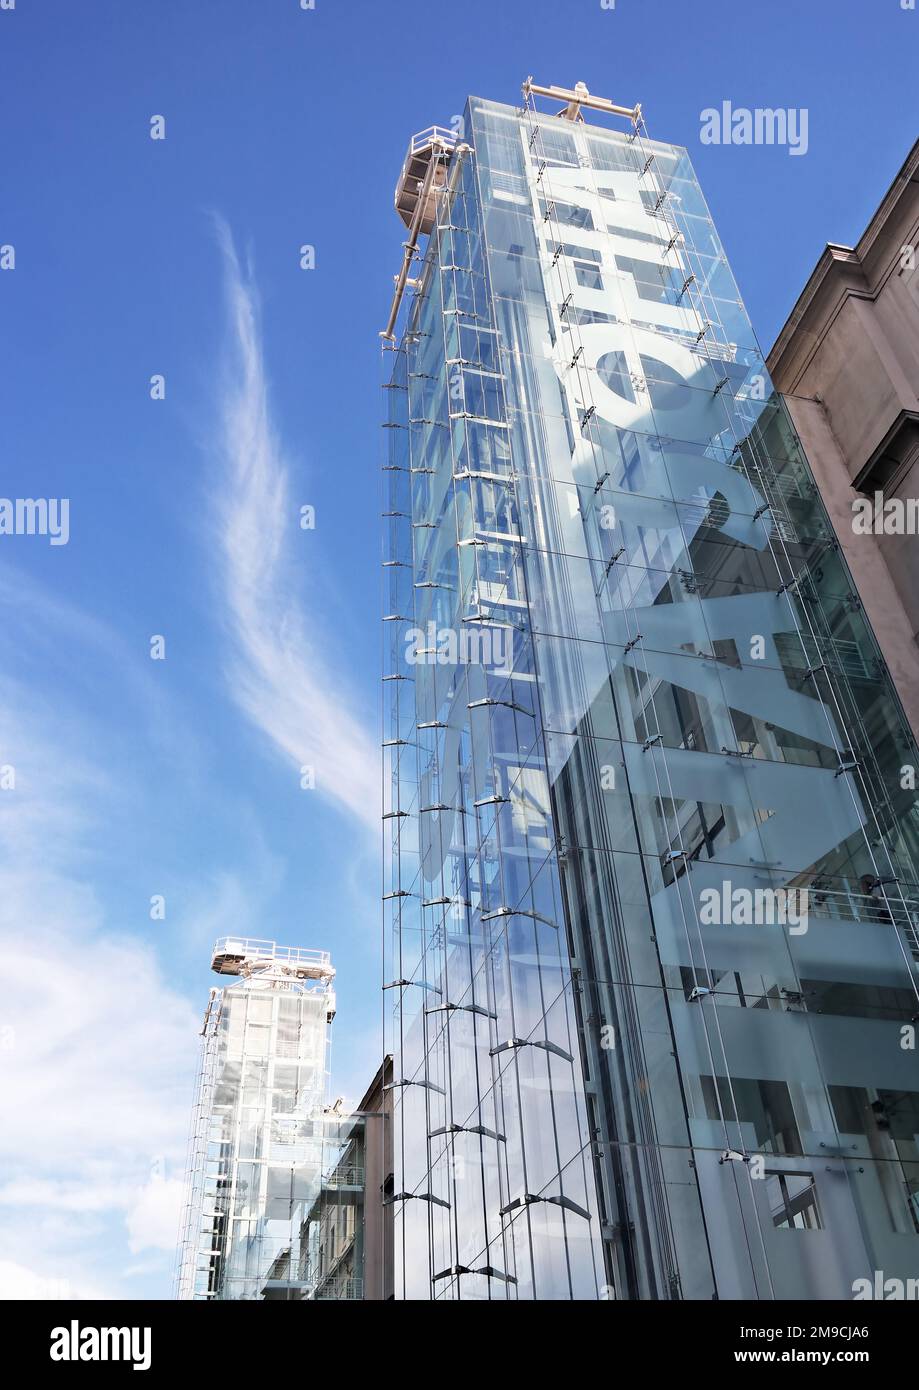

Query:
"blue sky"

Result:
[[0, 0, 914, 1301]]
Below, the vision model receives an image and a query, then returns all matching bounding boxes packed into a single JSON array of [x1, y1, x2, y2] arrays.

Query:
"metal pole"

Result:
[[522, 77, 640, 124]]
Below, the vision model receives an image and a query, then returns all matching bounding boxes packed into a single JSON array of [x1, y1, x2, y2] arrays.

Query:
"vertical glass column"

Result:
[[384, 135, 604, 1300]]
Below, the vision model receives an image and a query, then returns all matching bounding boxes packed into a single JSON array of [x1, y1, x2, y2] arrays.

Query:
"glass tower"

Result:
[[381, 83, 919, 1301], [176, 938, 336, 1300]]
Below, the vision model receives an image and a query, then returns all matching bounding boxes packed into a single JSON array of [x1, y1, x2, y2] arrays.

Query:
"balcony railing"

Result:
[[409, 125, 457, 158], [323, 1164, 365, 1190], [312, 1275, 364, 1302]]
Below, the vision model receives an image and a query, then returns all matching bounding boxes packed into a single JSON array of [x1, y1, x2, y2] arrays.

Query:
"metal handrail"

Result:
[[410, 126, 457, 156]]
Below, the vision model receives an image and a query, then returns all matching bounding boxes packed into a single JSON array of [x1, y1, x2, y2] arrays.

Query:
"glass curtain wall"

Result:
[[178, 963, 333, 1300], [383, 94, 919, 1300]]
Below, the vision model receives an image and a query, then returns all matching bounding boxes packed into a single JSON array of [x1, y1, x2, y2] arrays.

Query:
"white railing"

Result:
[[410, 125, 457, 157], [212, 936, 332, 970]]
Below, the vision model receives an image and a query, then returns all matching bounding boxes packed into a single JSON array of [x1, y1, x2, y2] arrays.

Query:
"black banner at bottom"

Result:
[[1, 1297, 908, 1376]]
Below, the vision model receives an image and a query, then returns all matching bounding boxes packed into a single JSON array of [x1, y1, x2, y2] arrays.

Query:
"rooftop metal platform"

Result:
[[211, 937, 335, 984]]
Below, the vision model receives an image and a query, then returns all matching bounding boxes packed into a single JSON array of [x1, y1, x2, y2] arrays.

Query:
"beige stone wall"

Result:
[[767, 139, 919, 741]]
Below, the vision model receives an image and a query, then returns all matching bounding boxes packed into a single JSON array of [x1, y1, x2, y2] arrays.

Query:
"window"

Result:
[[575, 261, 603, 290], [616, 254, 682, 305], [701, 1076, 804, 1156], [766, 1171, 822, 1230], [539, 196, 593, 231]]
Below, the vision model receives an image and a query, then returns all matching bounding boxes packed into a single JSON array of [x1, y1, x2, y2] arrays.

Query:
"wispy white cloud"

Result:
[[210, 220, 380, 831], [0, 886, 197, 1162], [0, 222, 384, 1301], [0, 683, 198, 1298], [0, 1258, 109, 1302], [125, 1177, 186, 1255]]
